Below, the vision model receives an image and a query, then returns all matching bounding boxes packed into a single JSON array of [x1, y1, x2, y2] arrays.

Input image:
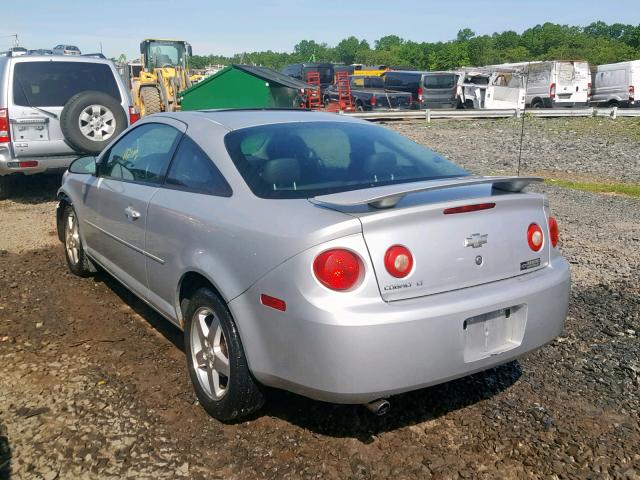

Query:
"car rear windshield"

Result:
[[424, 74, 457, 89], [224, 121, 467, 199], [13, 61, 121, 107]]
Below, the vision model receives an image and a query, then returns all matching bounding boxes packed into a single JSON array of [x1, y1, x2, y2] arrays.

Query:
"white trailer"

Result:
[[488, 61, 591, 108], [591, 60, 640, 108]]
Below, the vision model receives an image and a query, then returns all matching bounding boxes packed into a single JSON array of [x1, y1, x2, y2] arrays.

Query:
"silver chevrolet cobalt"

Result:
[[57, 110, 570, 421]]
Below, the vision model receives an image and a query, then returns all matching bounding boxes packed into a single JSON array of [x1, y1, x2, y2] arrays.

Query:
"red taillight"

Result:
[[313, 249, 361, 291], [527, 223, 544, 252], [370, 95, 377, 106], [129, 106, 140, 124], [550, 83, 556, 100], [587, 82, 592, 98], [19, 161, 38, 168], [0, 108, 10, 143], [384, 245, 413, 278], [417, 86, 423, 102], [629, 85, 635, 102], [548, 216, 559, 248], [260, 294, 286, 312], [443, 203, 496, 215]]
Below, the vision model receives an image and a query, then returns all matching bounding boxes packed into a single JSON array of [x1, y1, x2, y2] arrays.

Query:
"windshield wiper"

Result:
[[16, 78, 59, 119]]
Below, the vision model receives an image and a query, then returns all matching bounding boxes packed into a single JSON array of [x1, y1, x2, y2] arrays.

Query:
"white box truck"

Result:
[[591, 60, 640, 108], [487, 61, 591, 108]]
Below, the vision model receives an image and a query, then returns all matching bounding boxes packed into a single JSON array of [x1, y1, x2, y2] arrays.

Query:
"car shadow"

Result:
[[3, 174, 63, 204], [258, 361, 521, 441], [93, 269, 185, 353], [91, 270, 521, 440], [0, 423, 11, 480]]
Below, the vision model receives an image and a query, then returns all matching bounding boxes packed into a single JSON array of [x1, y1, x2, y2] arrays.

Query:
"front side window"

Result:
[[166, 135, 232, 196], [13, 61, 121, 107], [224, 121, 467, 199], [100, 123, 181, 184]]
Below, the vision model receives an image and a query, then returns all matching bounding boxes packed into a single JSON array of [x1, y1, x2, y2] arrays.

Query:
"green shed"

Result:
[[180, 64, 310, 110]]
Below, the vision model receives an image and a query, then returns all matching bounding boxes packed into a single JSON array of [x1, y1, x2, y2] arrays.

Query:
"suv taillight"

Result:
[[550, 83, 556, 100], [587, 82, 592, 98], [129, 106, 140, 124], [417, 86, 423, 102], [630, 85, 635, 102], [0, 108, 9, 143]]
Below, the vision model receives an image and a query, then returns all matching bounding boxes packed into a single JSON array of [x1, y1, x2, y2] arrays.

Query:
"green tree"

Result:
[[374, 35, 404, 51], [457, 28, 476, 42], [335, 36, 369, 64]]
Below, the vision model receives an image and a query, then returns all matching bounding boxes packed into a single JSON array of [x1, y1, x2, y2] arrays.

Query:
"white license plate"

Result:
[[463, 305, 527, 363], [13, 123, 50, 142]]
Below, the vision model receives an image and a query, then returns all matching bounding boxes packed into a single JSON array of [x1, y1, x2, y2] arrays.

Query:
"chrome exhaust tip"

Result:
[[364, 399, 390, 416]]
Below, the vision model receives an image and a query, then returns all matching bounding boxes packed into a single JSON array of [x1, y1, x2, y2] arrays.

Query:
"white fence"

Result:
[[346, 107, 640, 122]]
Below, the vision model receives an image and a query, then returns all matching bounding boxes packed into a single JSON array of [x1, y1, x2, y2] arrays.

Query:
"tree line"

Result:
[[189, 22, 640, 71]]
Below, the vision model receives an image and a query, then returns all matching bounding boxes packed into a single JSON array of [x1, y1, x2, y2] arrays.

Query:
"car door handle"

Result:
[[124, 206, 141, 220]]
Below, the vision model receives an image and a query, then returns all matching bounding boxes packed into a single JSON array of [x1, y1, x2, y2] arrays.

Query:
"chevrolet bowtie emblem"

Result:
[[465, 233, 488, 248]]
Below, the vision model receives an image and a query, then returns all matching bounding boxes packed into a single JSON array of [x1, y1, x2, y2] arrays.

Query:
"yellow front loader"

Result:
[[131, 39, 193, 116]]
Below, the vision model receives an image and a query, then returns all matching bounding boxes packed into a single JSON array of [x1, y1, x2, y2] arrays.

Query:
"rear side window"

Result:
[[424, 75, 456, 89], [13, 61, 121, 107], [165, 136, 232, 197]]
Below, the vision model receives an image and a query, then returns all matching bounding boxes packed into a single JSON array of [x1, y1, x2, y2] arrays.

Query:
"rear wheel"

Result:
[[531, 100, 544, 109], [184, 288, 264, 422], [140, 88, 162, 116], [355, 101, 364, 112]]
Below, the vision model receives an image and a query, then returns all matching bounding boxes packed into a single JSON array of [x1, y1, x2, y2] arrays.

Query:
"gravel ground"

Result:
[[0, 120, 639, 479], [389, 117, 640, 184]]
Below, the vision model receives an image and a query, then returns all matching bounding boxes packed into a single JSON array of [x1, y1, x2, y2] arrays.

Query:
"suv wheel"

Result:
[[63, 205, 96, 277], [184, 288, 264, 422], [60, 91, 127, 154]]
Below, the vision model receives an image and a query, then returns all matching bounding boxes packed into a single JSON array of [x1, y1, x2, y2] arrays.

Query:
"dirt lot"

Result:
[[1, 119, 639, 479]]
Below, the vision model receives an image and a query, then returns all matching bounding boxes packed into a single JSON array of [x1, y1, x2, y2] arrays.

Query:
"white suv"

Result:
[[0, 53, 138, 198]]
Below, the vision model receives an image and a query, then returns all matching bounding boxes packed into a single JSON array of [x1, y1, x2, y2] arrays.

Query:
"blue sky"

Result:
[[3, 0, 639, 59]]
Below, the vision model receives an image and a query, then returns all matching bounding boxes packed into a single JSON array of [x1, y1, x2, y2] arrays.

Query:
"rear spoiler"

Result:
[[312, 176, 543, 209]]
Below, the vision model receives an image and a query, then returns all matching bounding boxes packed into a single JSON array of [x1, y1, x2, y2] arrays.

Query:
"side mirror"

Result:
[[187, 45, 193, 57], [139, 43, 145, 55], [69, 156, 97, 175]]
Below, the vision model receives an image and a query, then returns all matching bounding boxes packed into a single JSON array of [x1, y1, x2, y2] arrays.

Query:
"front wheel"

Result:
[[63, 205, 96, 277], [184, 288, 264, 422]]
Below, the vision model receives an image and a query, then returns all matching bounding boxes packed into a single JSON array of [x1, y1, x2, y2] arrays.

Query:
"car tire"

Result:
[[0, 176, 11, 200], [62, 204, 96, 277], [140, 87, 162, 116], [60, 91, 127, 154], [531, 100, 544, 109], [356, 102, 364, 112], [184, 288, 264, 422]]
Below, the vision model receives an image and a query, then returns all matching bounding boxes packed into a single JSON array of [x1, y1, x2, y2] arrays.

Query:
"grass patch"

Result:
[[545, 178, 640, 198]]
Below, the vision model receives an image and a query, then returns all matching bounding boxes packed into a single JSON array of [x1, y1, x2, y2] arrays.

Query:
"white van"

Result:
[[488, 61, 591, 108], [591, 60, 640, 108], [457, 68, 526, 110]]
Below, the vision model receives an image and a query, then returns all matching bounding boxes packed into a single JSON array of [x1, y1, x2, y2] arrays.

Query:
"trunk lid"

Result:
[[315, 182, 549, 302]]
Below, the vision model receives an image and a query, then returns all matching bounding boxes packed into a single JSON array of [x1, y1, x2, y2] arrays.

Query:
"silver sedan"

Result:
[[57, 110, 570, 421]]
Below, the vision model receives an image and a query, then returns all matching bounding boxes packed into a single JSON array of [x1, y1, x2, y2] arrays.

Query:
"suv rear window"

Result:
[[424, 74, 457, 89], [13, 61, 121, 107]]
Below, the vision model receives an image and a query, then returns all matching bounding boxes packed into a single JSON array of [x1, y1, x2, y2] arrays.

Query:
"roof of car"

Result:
[[156, 109, 364, 131], [0, 54, 113, 66]]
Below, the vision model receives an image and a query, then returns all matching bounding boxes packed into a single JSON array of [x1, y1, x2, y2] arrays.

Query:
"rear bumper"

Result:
[[0, 147, 77, 175], [229, 257, 570, 404]]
